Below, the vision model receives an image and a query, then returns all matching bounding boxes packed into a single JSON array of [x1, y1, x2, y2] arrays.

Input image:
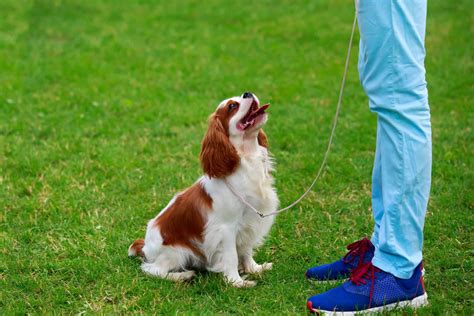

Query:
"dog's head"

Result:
[[200, 92, 270, 178]]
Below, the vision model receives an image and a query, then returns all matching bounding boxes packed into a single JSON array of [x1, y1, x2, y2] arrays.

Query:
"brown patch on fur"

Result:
[[216, 101, 239, 135], [200, 112, 240, 178], [258, 129, 269, 148], [155, 183, 212, 259], [129, 239, 145, 257]]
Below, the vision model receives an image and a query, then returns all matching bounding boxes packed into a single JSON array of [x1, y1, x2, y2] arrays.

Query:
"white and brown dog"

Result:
[[129, 92, 278, 287]]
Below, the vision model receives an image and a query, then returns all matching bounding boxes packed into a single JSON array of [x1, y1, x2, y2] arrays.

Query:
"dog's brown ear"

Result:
[[258, 129, 269, 148], [200, 115, 240, 178]]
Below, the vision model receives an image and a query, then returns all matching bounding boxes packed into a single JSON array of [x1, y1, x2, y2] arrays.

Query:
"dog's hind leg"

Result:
[[140, 246, 196, 282], [141, 263, 196, 281]]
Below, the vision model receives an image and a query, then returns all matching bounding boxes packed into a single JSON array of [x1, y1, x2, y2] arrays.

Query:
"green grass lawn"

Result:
[[1, 0, 472, 314]]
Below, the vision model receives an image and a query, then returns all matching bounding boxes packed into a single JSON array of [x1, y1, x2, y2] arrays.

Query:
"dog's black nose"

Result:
[[242, 92, 253, 99]]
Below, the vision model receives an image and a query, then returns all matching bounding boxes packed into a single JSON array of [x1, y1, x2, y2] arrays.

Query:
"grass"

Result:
[[1, 0, 472, 314]]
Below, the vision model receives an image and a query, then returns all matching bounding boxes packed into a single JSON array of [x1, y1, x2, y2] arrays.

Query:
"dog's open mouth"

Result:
[[238, 100, 270, 130]]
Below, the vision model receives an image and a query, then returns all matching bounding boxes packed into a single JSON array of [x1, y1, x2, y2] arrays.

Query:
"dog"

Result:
[[128, 92, 278, 287]]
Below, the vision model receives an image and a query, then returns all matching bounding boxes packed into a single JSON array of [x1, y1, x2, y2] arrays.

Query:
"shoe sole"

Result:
[[308, 293, 428, 315]]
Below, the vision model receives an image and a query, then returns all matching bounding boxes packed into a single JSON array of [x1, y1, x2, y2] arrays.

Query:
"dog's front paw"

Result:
[[261, 262, 273, 271], [179, 270, 196, 281], [245, 262, 273, 274], [232, 279, 257, 288]]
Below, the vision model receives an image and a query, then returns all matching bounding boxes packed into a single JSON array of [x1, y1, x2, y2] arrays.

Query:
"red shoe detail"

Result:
[[349, 262, 381, 308], [414, 262, 426, 297], [342, 237, 373, 270], [420, 262, 426, 293]]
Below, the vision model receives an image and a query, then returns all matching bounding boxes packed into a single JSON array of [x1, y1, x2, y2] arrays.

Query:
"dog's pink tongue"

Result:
[[250, 103, 270, 117]]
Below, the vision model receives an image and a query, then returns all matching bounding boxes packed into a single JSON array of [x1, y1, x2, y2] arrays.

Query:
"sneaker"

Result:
[[306, 262, 428, 315], [305, 237, 375, 281]]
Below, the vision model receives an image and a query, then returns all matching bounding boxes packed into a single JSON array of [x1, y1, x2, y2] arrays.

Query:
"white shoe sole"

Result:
[[309, 293, 428, 315]]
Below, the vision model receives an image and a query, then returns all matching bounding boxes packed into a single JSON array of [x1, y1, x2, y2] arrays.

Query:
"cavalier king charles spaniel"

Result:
[[129, 92, 278, 287]]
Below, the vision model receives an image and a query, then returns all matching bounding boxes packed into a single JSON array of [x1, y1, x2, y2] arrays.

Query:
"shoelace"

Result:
[[350, 262, 381, 308], [342, 237, 373, 268]]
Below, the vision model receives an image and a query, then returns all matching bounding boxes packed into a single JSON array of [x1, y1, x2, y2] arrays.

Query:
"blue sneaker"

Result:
[[306, 237, 374, 281], [306, 262, 428, 315]]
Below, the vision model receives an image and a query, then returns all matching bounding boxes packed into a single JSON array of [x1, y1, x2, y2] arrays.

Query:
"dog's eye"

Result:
[[228, 102, 238, 110]]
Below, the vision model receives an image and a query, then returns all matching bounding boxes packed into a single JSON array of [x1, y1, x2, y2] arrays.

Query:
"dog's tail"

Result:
[[128, 239, 145, 258]]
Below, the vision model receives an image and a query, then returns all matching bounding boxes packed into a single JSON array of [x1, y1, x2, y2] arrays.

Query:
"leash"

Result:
[[225, 12, 358, 218]]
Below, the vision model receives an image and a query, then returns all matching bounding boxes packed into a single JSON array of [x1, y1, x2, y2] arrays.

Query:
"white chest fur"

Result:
[[237, 150, 274, 200], [221, 146, 278, 217]]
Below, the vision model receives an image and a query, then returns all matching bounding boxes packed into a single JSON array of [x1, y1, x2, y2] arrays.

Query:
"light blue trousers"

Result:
[[357, 0, 432, 279]]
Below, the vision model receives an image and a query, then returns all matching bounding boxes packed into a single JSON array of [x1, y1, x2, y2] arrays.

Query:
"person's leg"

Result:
[[358, 0, 431, 279], [307, 1, 431, 311], [305, 0, 431, 285], [370, 120, 383, 249]]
